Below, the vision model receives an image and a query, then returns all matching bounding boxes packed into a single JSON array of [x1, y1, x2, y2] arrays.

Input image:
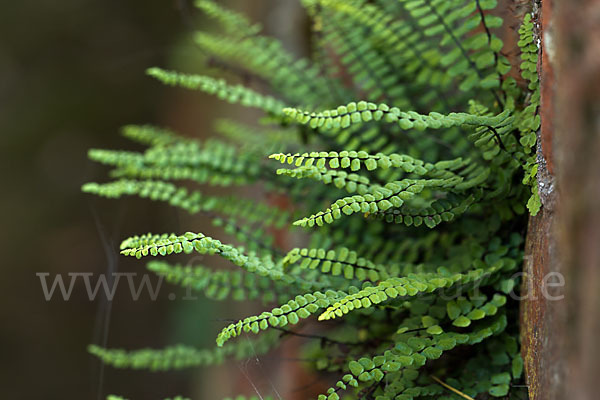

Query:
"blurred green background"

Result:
[[0, 1, 308, 398]]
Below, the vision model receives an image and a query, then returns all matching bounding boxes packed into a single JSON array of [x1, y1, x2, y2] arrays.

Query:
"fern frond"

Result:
[[367, 193, 476, 228], [82, 180, 289, 227], [193, 32, 337, 107], [147, 67, 286, 115], [214, 119, 295, 151], [317, 261, 506, 321], [194, 0, 261, 39], [121, 125, 186, 147], [397, 0, 504, 97], [84, 2, 534, 397], [294, 177, 463, 228], [282, 247, 401, 282], [109, 164, 252, 186], [271, 150, 466, 176], [89, 331, 278, 372], [119, 232, 277, 273], [282, 101, 512, 131], [223, 397, 274, 400], [277, 166, 375, 195], [119, 232, 327, 293], [108, 397, 189, 400], [315, 0, 454, 110], [446, 293, 507, 327], [516, 13, 541, 215], [147, 261, 290, 304], [316, 1, 407, 105], [89, 140, 262, 186], [212, 217, 281, 256], [216, 289, 348, 347], [318, 313, 508, 399]]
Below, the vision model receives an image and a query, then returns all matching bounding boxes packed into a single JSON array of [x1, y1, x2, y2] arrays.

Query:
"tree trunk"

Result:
[[521, 1, 600, 399]]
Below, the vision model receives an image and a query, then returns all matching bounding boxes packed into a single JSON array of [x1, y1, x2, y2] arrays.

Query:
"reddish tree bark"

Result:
[[521, 1, 600, 399]]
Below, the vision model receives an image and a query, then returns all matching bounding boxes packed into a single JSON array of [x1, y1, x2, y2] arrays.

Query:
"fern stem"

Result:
[[273, 326, 361, 347], [431, 376, 475, 400]]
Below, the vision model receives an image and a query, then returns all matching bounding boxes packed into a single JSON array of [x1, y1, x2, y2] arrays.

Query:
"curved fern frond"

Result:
[[315, 0, 454, 110], [147, 67, 287, 115], [88, 138, 262, 185], [121, 125, 187, 147], [223, 397, 274, 400], [294, 177, 463, 228], [317, 313, 508, 399], [120, 232, 280, 274], [317, 262, 506, 321], [283, 247, 401, 282], [214, 119, 296, 151], [446, 293, 507, 327], [216, 289, 348, 347], [316, 1, 407, 105], [147, 261, 291, 304], [82, 180, 289, 227], [277, 166, 375, 195], [194, 0, 262, 39], [271, 150, 466, 177], [89, 331, 279, 371], [398, 0, 505, 98], [282, 101, 512, 131], [107, 397, 188, 400], [119, 232, 327, 293], [83, 2, 535, 398], [516, 13, 541, 215], [193, 32, 337, 107], [367, 193, 477, 228]]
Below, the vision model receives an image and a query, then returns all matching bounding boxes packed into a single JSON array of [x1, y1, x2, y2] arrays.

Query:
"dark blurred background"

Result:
[[0, 1, 309, 398]]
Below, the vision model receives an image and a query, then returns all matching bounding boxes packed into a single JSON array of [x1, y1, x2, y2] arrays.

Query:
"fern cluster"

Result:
[[85, 1, 539, 399]]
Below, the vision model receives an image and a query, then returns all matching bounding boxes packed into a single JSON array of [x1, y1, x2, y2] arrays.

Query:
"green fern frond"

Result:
[[317, 261, 507, 321], [277, 166, 375, 195], [193, 32, 337, 107], [119, 232, 280, 276], [282, 101, 511, 131], [398, 0, 504, 95], [283, 247, 400, 282], [89, 139, 260, 177], [216, 289, 348, 347], [107, 396, 131, 400], [516, 13, 542, 215], [89, 331, 278, 372], [194, 0, 261, 38], [316, 1, 408, 105], [121, 125, 186, 147], [83, 1, 536, 398], [315, 0, 454, 110], [119, 232, 328, 293], [271, 150, 466, 177], [82, 180, 289, 227], [223, 397, 274, 400], [214, 119, 295, 151], [367, 193, 476, 228], [146, 67, 287, 115], [294, 177, 463, 228], [318, 313, 508, 399], [107, 396, 189, 400], [147, 261, 289, 304]]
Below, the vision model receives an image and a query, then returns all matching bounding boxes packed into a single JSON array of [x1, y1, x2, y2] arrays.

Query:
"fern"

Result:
[[147, 67, 287, 115], [84, 1, 538, 399], [108, 397, 191, 400], [89, 330, 279, 371]]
